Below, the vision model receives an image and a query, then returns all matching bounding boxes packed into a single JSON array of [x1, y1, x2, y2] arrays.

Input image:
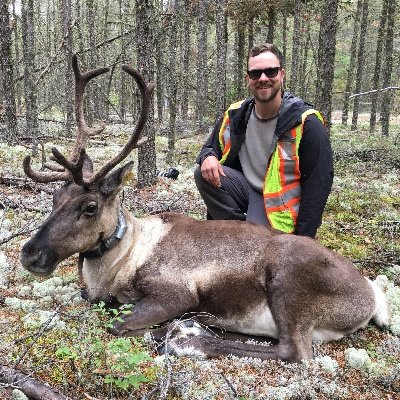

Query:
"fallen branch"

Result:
[[0, 176, 32, 187], [0, 365, 67, 400], [349, 86, 400, 99], [0, 176, 55, 194]]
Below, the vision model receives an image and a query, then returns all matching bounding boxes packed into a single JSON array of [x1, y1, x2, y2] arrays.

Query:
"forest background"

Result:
[[0, 0, 399, 185], [0, 0, 399, 399]]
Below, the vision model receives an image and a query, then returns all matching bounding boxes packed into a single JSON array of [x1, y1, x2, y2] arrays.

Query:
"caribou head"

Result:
[[20, 55, 153, 277]]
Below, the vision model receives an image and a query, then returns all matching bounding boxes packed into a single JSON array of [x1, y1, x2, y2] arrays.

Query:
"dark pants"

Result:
[[194, 165, 270, 226]]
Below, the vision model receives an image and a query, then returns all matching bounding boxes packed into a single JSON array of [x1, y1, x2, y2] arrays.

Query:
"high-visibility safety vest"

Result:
[[218, 104, 325, 233]]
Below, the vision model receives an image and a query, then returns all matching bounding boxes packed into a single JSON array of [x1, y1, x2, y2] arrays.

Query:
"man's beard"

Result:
[[252, 83, 281, 103]]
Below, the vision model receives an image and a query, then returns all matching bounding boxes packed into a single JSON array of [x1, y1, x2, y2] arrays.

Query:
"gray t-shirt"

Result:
[[239, 109, 278, 192]]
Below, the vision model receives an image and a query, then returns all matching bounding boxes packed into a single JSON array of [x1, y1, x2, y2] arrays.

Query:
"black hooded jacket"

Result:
[[196, 92, 334, 238]]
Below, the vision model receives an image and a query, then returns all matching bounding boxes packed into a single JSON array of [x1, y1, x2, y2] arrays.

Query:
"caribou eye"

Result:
[[83, 202, 98, 216]]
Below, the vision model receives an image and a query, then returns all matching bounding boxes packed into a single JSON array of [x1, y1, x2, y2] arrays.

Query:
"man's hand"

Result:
[[201, 155, 226, 188]]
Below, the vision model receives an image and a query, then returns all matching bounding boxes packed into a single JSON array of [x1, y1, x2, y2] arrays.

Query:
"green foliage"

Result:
[[103, 338, 153, 390], [1, 121, 399, 398], [55, 346, 78, 361], [92, 301, 133, 328], [317, 126, 399, 264], [2, 278, 157, 395], [84, 302, 155, 392]]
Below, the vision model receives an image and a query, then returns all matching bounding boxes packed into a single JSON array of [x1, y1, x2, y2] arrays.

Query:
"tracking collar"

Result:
[[81, 209, 127, 259]]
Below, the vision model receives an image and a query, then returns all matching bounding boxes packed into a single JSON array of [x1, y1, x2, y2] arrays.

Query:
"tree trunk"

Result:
[[282, 11, 287, 88], [380, 0, 396, 136], [315, 0, 339, 133], [12, 1, 22, 113], [369, 0, 388, 133], [166, 0, 179, 164], [153, 0, 164, 123], [247, 18, 254, 55], [341, 0, 362, 126], [235, 26, 245, 100], [0, 0, 18, 143], [299, 18, 310, 99], [290, 0, 302, 94], [76, 0, 85, 56], [215, 0, 227, 118], [60, 0, 74, 134], [136, 0, 157, 187], [102, 0, 112, 120], [267, 7, 275, 43], [118, 0, 129, 123], [155, 19, 165, 123], [351, 0, 368, 131], [21, 0, 39, 153], [196, 0, 208, 131], [180, 0, 191, 120], [86, 0, 100, 123]]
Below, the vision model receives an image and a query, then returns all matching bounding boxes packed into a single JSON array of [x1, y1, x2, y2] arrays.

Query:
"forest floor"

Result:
[[0, 119, 399, 400]]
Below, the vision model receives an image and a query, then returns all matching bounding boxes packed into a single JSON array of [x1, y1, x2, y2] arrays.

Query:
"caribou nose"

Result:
[[20, 244, 42, 268]]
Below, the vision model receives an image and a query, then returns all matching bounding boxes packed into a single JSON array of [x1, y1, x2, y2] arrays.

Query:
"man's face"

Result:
[[246, 52, 285, 104]]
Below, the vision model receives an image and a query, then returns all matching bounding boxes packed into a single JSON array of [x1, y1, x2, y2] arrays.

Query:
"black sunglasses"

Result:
[[247, 67, 281, 80]]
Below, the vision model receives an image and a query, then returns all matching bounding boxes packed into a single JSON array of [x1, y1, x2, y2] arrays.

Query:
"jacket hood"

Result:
[[275, 92, 314, 135]]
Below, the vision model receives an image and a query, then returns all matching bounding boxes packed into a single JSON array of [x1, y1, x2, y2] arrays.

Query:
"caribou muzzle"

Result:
[[20, 240, 59, 277]]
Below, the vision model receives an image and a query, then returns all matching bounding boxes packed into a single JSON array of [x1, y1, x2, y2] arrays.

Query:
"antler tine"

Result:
[[23, 156, 71, 183], [22, 55, 110, 186], [85, 65, 154, 186], [70, 54, 110, 162], [51, 147, 86, 186]]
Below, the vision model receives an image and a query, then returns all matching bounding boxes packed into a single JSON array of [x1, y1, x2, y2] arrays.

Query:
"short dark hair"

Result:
[[248, 43, 284, 68]]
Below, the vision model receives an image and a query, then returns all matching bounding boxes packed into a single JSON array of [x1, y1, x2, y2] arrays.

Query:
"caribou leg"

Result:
[[160, 322, 313, 361], [163, 334, 311, 361], [157, 316, 312, 362], [108, 293, 199, 337]]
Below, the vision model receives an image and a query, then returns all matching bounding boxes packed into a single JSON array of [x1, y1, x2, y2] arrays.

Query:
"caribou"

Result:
[[20, 56, 390, 363]]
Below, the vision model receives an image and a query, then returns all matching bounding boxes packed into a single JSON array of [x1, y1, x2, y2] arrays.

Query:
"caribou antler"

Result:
[[70, 54, 109, 162], [23, 55, 154, 187], [84, 65, 154, 186]]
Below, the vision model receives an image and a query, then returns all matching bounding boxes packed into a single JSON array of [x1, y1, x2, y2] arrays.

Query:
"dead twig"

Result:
[[13, 306, 64, 369], [349, 86, 400, 99], [220, 372, 239, 398], [0, 227, 37, 246]]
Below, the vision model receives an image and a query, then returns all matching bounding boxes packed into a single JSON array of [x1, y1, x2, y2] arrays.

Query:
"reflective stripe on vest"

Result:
[[264, 109, 325, 233], [218, 100, 245, 164]]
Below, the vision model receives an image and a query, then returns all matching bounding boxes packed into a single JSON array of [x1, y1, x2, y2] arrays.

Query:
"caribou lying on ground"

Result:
[[20, 56, 390, 363]]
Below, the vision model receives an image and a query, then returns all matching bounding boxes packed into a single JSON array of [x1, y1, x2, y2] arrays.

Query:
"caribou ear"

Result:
[[99, 161, 134, 197]]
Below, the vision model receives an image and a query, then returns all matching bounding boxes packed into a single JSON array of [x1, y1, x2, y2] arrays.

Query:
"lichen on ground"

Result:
[[0, 123, 399, 399]]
